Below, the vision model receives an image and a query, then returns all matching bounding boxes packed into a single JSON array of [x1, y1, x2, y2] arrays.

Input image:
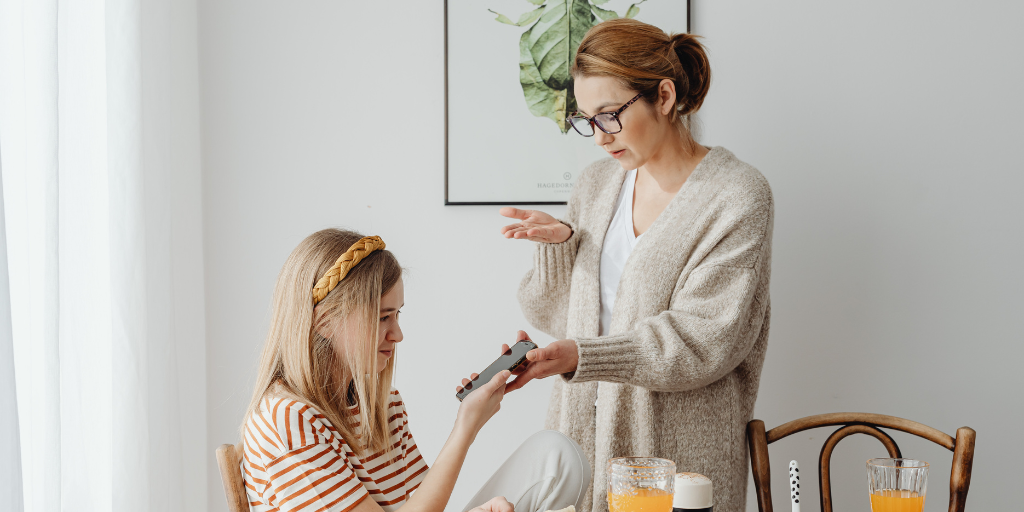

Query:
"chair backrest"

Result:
[[746, 413, 975, 512], [215, 443, 250, 512]]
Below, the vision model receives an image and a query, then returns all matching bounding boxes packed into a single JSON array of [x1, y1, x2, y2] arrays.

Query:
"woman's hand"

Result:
[[499, 207, 572, 244], [468, 496, 514, 512], [504, 331, 579, 393], [454, 368, 511, 439]]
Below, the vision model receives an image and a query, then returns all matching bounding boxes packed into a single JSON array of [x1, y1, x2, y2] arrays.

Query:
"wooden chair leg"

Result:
[[748, 420, 774, 512], [949, 427, 975, 512]]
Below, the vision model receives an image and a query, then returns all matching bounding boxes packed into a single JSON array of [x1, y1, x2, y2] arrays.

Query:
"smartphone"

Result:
[[455, 340, 538, 402]]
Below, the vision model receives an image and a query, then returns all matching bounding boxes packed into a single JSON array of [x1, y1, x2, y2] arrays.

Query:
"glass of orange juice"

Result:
[[866, 458, 928, 512], [607, 457, 675, 512]]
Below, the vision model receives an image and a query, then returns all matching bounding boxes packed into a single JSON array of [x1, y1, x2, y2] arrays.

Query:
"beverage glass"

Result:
[[607, 457, 675, 512], [866, 458, 929, 512]]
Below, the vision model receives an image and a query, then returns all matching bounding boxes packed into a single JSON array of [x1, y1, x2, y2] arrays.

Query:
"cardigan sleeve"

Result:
[[516, 165, 592, 340], [568, 182, 773, 392], [516, 223, 580, 339]]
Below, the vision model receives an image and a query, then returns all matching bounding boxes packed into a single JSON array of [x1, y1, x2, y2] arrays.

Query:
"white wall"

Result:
[[199, 2, 1022, 512], [694, 1, 1023, 510]]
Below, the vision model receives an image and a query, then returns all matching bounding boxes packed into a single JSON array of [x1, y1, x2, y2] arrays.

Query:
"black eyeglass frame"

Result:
[[566, 93, 644, 137]]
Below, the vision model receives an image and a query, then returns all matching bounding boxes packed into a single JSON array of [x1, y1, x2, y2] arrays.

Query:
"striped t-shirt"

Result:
[[242, 388, 429, 512]]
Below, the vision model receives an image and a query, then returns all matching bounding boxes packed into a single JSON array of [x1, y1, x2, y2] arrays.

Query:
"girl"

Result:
[[500, 19, 774, 512], [240, 229, 589, 512]]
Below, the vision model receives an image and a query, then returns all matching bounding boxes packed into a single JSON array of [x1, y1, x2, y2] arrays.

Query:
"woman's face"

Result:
[[573, 75, 673, 170], [328, 276, 405, 373]]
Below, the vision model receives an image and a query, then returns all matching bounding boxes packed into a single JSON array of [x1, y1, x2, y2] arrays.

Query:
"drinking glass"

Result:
[[866, 458, 929, 512], [607, 457, 675, 512]]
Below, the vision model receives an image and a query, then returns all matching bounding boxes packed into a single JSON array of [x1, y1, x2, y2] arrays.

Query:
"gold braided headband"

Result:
[[312, 235, 386, 305]]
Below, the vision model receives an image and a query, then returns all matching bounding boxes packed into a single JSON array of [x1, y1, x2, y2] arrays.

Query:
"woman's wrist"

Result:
[[539, 223, 573, 244], [555, 223, 573, 244]]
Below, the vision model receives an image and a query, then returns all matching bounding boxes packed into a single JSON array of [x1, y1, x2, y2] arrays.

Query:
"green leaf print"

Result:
[[491, 0, 655, 133]]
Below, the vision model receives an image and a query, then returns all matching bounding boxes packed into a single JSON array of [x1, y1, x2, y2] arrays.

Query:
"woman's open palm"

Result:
[[499, 207, 572, 244]]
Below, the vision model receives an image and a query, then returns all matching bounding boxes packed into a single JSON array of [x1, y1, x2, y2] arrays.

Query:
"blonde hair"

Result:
[[572, 18, 711, 136], [243, 228, 402, 455]]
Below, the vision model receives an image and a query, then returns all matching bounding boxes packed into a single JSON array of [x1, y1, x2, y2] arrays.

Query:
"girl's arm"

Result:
[[349, 371, 513, 512]]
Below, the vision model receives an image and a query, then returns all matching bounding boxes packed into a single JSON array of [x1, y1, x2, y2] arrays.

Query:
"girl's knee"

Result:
[[518, 430, 590, 478], [522, 429, 581, 453]]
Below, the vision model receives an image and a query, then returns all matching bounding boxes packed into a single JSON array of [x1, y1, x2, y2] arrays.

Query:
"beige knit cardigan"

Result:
[[517, 146, 773, 512]]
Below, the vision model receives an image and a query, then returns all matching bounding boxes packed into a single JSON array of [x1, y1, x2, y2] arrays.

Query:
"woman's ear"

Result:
[[658, 78, 677, 117]]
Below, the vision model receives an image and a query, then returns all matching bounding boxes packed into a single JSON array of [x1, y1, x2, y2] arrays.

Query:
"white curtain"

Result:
[[1, 137, 25, 512], [0, 0, 207, 511]]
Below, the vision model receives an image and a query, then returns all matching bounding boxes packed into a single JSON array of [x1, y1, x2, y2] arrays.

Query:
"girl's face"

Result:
[[373, 277, 404, 370], [573, 75, 674, 171], [328, 276, 405, 373]]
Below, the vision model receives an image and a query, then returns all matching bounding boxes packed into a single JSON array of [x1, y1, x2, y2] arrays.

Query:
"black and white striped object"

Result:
[[789, 460, 801, 512]]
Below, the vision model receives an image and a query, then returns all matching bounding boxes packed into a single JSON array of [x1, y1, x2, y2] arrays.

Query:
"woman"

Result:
[[500, 19, 774, 512], [240, 229, 589, 512]]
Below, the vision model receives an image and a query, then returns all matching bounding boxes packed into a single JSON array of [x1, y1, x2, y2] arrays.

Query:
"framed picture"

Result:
[[444, 0, 690, 205]]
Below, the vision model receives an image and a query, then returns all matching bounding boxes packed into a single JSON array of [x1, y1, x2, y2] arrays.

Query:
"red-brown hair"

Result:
[[572, 18, 711, 125]]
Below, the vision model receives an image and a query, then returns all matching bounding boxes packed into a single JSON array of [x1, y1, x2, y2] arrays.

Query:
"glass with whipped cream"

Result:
[[672, 472, 713, 512]]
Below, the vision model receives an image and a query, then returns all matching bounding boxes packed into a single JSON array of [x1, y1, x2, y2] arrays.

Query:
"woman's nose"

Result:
[[593, 129, 613, 147]]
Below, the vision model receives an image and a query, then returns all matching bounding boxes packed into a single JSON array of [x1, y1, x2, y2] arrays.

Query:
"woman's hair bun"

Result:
[[669, 33, 711, 116]]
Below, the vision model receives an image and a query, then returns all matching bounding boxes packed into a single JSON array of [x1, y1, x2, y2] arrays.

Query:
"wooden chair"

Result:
[[215, 443, 250, 512], [747, 413, 975, 512]]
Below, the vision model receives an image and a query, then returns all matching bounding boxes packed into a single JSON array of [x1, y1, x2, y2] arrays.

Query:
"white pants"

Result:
[[462, 430, 591, 512]]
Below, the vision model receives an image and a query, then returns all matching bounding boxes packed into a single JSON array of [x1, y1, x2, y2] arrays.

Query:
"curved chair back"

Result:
[[747, 413, 975, 512], [215, 443, 250, 512]]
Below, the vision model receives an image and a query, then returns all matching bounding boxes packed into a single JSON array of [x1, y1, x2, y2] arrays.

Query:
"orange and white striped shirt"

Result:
[[242, 388, 429, 512]]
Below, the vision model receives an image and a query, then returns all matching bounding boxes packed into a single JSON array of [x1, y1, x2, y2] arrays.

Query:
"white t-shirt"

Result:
[[600, 169, 643, 336], [597, 169, 642, 404]]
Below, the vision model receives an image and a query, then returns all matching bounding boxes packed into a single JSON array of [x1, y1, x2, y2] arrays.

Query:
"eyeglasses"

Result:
[[566, 93, 643, 137]]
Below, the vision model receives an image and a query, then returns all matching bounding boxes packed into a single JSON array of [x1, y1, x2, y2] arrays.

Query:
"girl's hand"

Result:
[[505, 332, 579, 393], [469, 496, 515, 512], [454, 369, 511, 438], [499, 207, 572, 244]]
